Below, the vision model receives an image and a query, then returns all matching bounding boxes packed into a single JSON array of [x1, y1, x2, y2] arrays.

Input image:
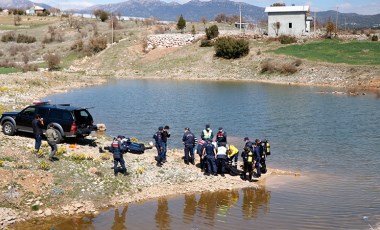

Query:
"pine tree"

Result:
[[177, 14, 186, 33]]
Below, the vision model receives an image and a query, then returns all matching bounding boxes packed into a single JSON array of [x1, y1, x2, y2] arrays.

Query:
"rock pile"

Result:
[[146, 34, 204, 51]]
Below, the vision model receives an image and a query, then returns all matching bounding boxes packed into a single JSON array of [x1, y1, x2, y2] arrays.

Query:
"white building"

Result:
[[265, 5, 312, 37], [26, 5, 45, 15]]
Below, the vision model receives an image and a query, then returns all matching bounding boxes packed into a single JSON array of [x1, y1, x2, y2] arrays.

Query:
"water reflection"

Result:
[[242, 187, 271, 220], [155, 197, 171, 230], [183, 194, 196, 224], [111, 206, 128, 230]]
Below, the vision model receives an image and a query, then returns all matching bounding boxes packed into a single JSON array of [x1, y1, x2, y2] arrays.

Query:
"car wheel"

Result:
[[54, 129, 63, 144], [2, 121, 16, 136]]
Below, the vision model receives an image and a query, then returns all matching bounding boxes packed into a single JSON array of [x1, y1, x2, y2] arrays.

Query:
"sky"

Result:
[[33, 0, 380, 15]]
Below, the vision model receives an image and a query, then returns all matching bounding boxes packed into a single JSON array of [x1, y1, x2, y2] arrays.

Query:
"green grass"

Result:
[[0, 67, 21, 74], [271, 39, 380, 65]]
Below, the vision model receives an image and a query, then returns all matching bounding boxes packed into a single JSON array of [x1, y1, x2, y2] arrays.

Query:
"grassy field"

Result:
[[271, 39, 380, 65], [0, 67, 20, 74]]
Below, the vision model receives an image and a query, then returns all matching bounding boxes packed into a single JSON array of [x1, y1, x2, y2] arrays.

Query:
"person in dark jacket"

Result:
[[241, 137, 254, 181], [153, 127, 164, 167], [253, 139, 262, 178], [215, 127, 227, 146], [196, 140, 206, 171], [32, 114, 44, 153], [161, 125, 171, 163], [182, 127, 197, 165], [202, 139, 217, 175], [110, 136, 127, 176]]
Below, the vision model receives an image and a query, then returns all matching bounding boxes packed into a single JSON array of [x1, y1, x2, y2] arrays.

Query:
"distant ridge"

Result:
[[0, 0, 52, 9], [78, 0, 380, 28]]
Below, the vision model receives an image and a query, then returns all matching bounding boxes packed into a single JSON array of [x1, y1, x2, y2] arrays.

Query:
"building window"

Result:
[[289, 23, 292, 28]]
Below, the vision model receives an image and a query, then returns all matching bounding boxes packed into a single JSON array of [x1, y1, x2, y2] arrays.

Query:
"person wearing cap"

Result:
[[32, 114, 44, 153], [110, 136, 127, 176], [196, 140, 206, 171], [182, 127, 197, 165], [201, 124, 213, 141], [215, 127, 227, 147], [202, 138, 217, 176], [161, 125, 171, 163], [153, 126, 164, 167]]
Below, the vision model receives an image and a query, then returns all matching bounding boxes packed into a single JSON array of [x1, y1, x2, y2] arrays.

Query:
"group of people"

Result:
[[151, 124, 270, 181]]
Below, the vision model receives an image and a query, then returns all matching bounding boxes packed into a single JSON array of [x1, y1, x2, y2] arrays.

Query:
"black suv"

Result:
[[0, 102, 95, 143]]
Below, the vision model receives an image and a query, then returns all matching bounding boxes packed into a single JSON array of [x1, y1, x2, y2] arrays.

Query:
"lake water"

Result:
[[34, 79, 380, 229]]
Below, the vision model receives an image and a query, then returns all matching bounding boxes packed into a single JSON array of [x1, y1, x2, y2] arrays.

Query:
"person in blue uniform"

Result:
[[182, 127, 197, 165]]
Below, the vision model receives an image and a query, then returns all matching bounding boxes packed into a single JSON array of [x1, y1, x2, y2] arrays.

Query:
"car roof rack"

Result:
[[57, 104, 71, 106]]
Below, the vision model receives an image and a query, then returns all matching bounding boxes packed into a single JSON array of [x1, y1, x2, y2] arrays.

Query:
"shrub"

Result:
[[22, 52, 29, 64], [1, 32, 16, 42], [260, 59, 276, 73], [200, 39, 214, 47], [372, 35, 378, 41], [56, 147, 67, 156], [16, 34, 36, 43], [293, 59, 302, 66], [71, 152, 87, 161], [88, 36, 107, 53], [15, 162, 29, 169], [43, 52, 61, 70], [279, 35, 297, 44], [38, 161, 50, 171], [280, 63, 297, 74], [261, 59, 299, 74], [22, 64, 38, 72], [0, 160, 4, 167], [71, 39, 84, 51], [205, 25, 219, 40], [214, 37, 249, 59]]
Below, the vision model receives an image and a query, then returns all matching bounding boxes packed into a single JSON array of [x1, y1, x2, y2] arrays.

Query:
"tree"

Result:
[[93, 9, 102, 19], [272, 22, 281, 36], [14, 15, 21, 26], [325, 18, 336, 38], [205, 25, 219, 40], [177, 14, 186, 33], [99, 10, 109, 22], [215, 13, 226, 23], [200, 16, 207, 25], [191, 25, 196, 35]]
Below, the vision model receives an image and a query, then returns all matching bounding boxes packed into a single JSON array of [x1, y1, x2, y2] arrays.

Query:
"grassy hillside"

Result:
[[271, 39, 380, 65]]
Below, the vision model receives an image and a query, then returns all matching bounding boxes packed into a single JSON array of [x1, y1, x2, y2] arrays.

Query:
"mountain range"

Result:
[[79, 0, 380, 28], [0, 0, 52, 10], [2, 0, 379, 28]]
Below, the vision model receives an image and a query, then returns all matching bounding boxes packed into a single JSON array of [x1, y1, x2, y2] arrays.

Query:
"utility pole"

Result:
[[314, 11, 316, 32], [239, 3, 242, 33], [336, 7, 339, 33], [111, 12, 114, 44]]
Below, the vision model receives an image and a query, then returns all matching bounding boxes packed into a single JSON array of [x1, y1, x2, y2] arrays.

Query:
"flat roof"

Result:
[[265, 5, 310, 13]]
